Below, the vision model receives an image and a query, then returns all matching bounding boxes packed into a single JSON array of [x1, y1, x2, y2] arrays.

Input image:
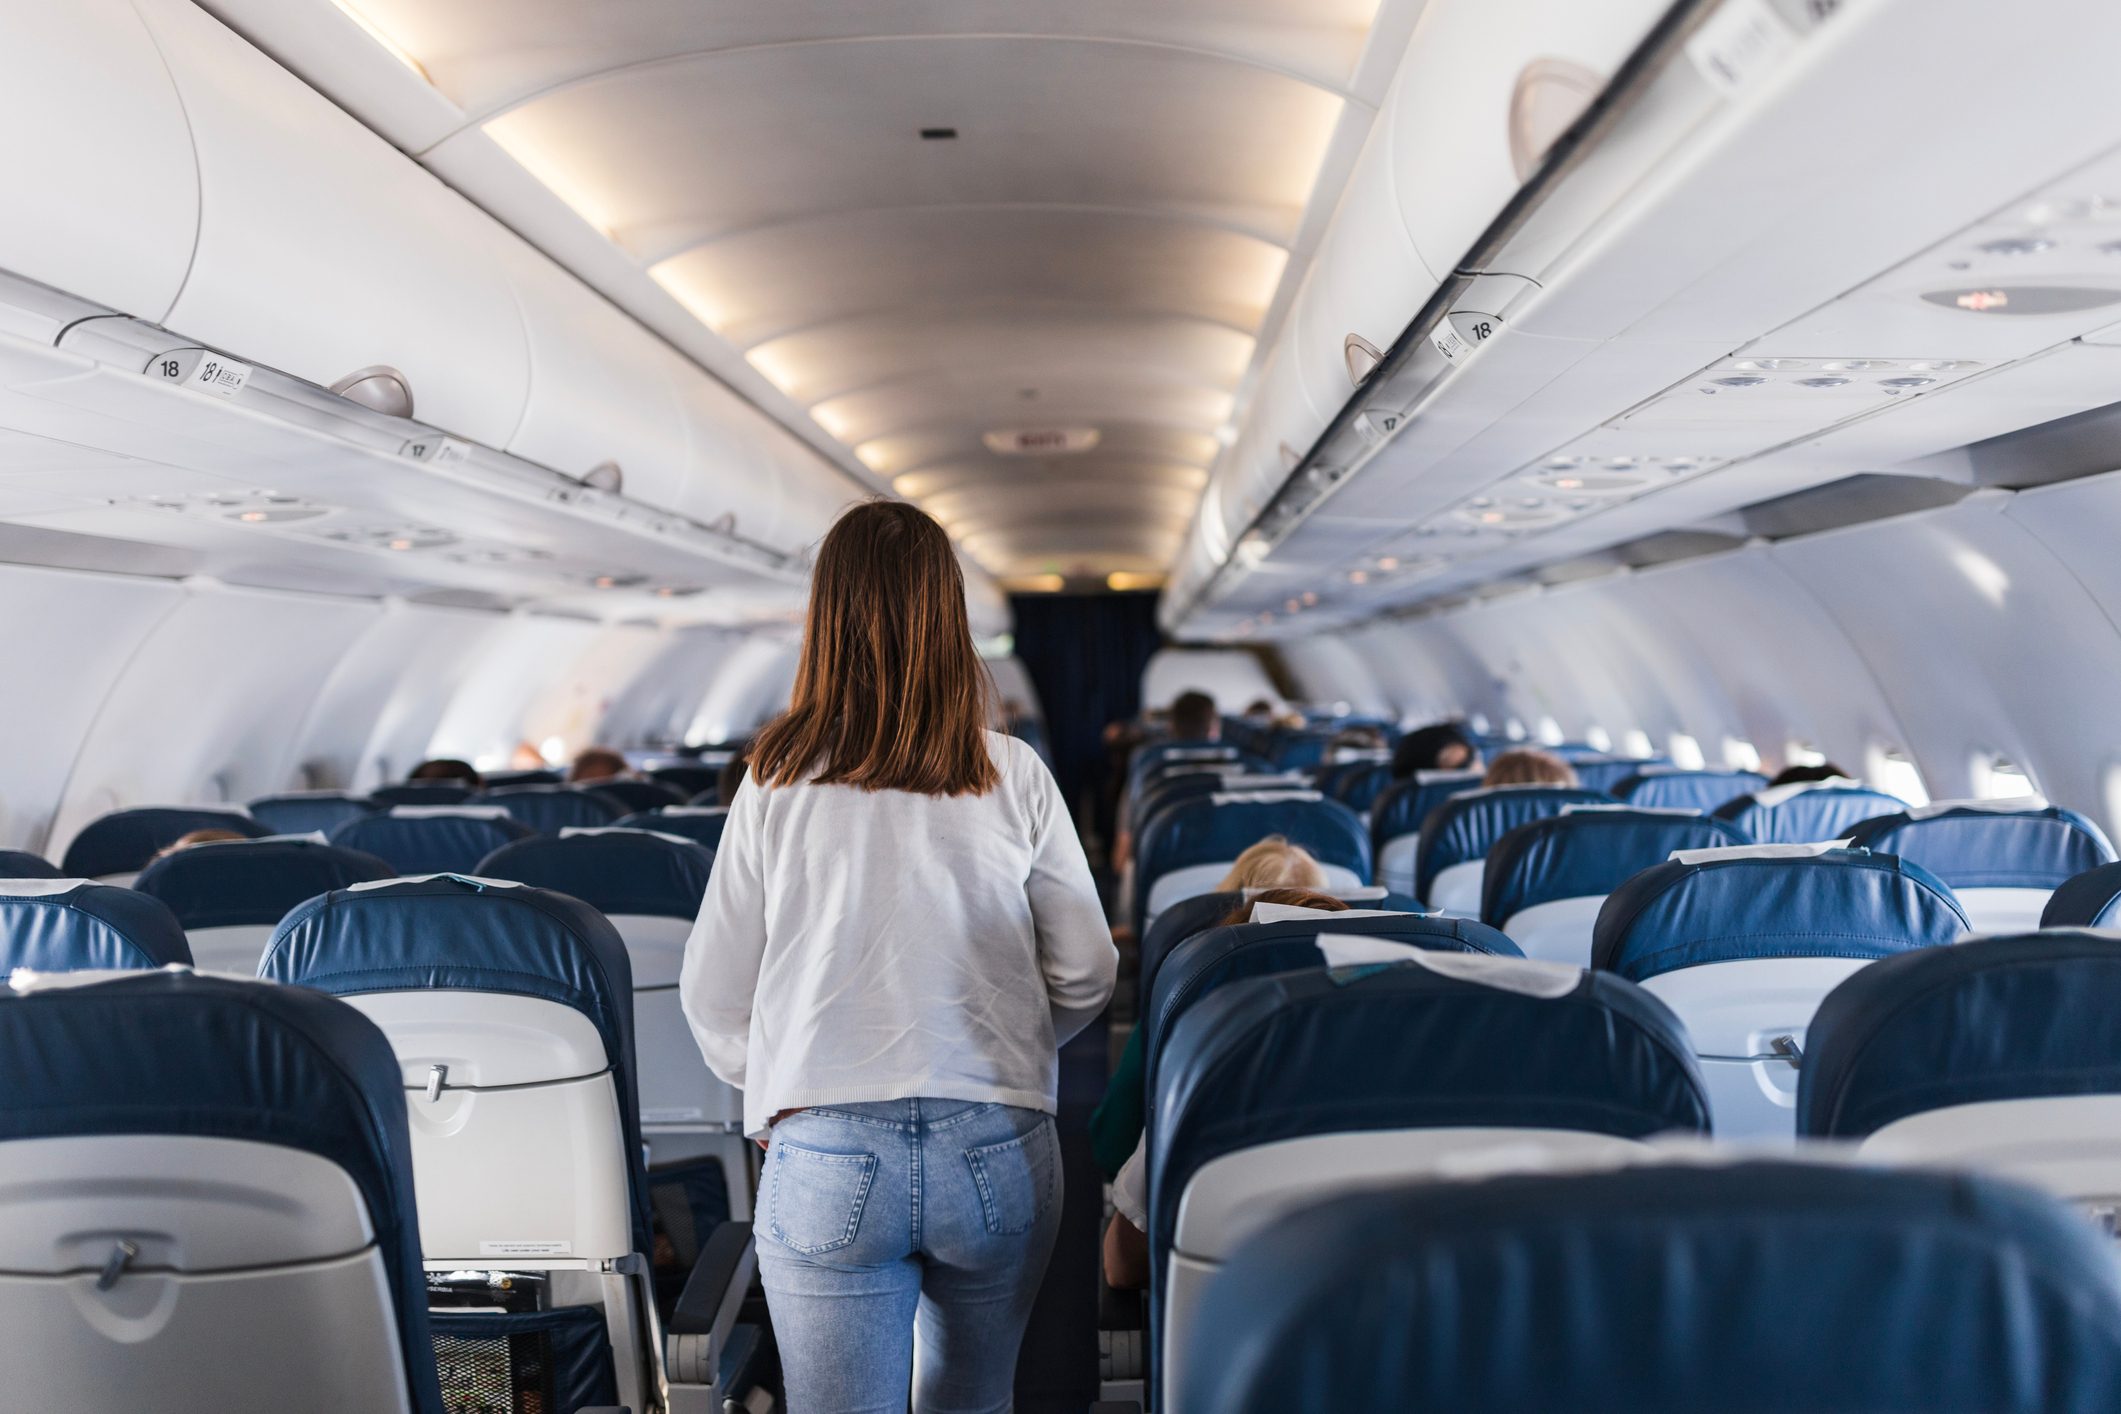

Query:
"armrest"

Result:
[[665, 1220, 756, 1395]]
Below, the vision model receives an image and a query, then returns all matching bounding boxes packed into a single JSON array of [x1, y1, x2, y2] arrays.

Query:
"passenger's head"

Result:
[[153, 827, 246, 860], [1243, 698, 1276, 722], [1169, 690, 1219, 742], [717, 748, 750, 807], [1483, 747, 1579, 788], [408, 758, 482, 788], [568, 747, 629, 783], [1768, 762, 1850, 787], [751, 501, 996, 796], [1215, 835, 1327, 893], [1390, 722, 1478, 779], [1215, 888, 1350, 928]]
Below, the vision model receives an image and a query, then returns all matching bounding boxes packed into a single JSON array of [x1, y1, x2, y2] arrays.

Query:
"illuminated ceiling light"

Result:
[[327, 0, 430, 81], [1552, 476, 1584, 490], [1284, 598, 1302, 613], [483, 114, 622, 239], [1376, 556, 1400, 571], [238, 510, 269, 522], [1347, 569, 1368, 584], [387, 538, 415, 551], [647, 261, 729, 332], [1215, 423, 1240, 447], [1301, 591, 1319, 606], [808, 401, 857, 440], [1797, 376, 1852, 388], [1976, 236, 2055, 257], [854, 442, 895, 473], [1107, 571, 1164, 591], [743, 343, 809, 401], [1710, 375, 1767, 388], [1880, 375, 1937, 389], [1007, 574, 1065, 593]]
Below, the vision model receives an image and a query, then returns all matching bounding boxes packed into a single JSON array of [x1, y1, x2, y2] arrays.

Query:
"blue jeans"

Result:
[[756, 1098, 1062, 1414]]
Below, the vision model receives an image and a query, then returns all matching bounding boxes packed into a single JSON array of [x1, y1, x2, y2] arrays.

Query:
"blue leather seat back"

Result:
[[1713, 783, 1906, 844], [328, 809, 535, 876], [369, 783, 477, 807], [2043, 861, 2121, 927], [1593, 850, 1968, 983], [0, 880, 191, 970], [1482, 809, 1750, 926], [247, 792, 379, 836], [647, 765, 718, 799], [260, 874, 649, 1254], [619, 807, 727, 853], [1568, 754, 1672, 795], [586, 779, 689, 815], [477, 830, 712, 920], [1845, 805, 2115, 890], [59, 807, 271, 878], [1414, 786, 1616, 903], [1133, 794, 1370, 926], [0, 849, 59, 879], [1178, 1160, 2121, 1414], [482, 785, 626, 834], [0, 970, 442, 1414], [1801, 930, 2121, 1138], [1143, 914, 1523, 1091], [1129, 741, 1243, 793], [1319, 760, 1394, 814], [1137, 889, 1426, 1004], [1615, 768, 1768, 813], [133, 838, 395, 929]]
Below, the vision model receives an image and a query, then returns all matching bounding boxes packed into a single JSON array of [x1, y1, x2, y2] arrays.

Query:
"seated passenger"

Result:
[[569, 746, 630, 783], [717, 746, 750, 807], [1483, 746, 1580, 788], [1169, 689, 1219, 743], [1241, 698, 1277, 727], [1389, 721, 1478, 781], [151, 827, 248, 860], [408, 757, 482, 788], [1219, 834, 1329, 893], [1101, 887, 1353, 1292], [1769, 761, 1852, 787]]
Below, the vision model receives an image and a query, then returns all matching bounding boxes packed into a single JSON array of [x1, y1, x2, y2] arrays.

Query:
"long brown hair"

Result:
[[750, 501, 998, 796]]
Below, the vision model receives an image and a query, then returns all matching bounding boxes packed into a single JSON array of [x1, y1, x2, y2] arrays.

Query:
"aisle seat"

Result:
[[1802, 930, 2121, 1214], [133, 836, 394, 973], [625, 806, 729, 853], [1615, 766, 1767, 813], [1413, 785, 1615, 916], [329, 807, 533, 876], [1179, 1159, 2121, 1414], [1713, 779, 1905, 844], [1135, 886, 1417, 1007], [1593, 845, 1968, 1140], [1148, 957, 1709, 1407], [59, 806, 271, 884], [1844, 799, 2115, 934], [1482, 808, 1748, 964], [0, 878, 191, 971], [1132, 793, 1368, 931], [260, 875, 756, 1414]]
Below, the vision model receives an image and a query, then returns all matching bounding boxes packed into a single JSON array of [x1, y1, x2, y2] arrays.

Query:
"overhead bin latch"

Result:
[[143, 347, 253, 401]]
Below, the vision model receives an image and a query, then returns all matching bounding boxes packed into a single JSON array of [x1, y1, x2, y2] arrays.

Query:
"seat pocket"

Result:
[[767, 1141, 879, 1255], [964, 1118, 1058, 1236]]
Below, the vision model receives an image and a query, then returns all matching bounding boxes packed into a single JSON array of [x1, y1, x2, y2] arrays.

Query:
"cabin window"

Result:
[[1468, 712, 1491, 735], [1621, 729, 1655, 759], [1975, 754, 2037, 799], [540, 735, 569, 765], [1504, 717, 1527, 741], [1536, 716, 1564, 746], [1723, 737, 1762, 772], [1584, 725, 1613, 752], [1871, 747, 1930, 807], [1786, 741, 1827, 768], [1668, 734, 1706, 770]]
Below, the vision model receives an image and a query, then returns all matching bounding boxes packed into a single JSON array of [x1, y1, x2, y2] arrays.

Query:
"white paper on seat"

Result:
[[1208, 790, 1321, 806], [1749, 777, 1861, 808], [1669, 839, 1853, 865], [1564, 803, 1701, 817], [1413, 768, 1483, 786], [1251, 903, 1412, 926], [657, 807, 728, 818], [347, 873, 526, 891], [1907, 795, 2049, 819], [1399, 949, 1583, 998], [387, 804, 511, 820], [0, 878, 93, 897], [1316, 934, 1421, 967], [558, 825, 701, 846]]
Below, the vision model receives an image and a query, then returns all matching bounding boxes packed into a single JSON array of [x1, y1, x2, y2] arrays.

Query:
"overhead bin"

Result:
[[135, 0, 533, 451], [0, 1, 198, 323]]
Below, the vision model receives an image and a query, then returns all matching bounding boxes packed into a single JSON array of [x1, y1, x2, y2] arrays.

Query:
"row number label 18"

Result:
[[144, 347, 253, 400]]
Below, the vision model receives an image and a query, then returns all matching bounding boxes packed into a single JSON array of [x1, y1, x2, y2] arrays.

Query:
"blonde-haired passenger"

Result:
[[1482, 747, 1580, 789], [1215, 835, 1327, 893]]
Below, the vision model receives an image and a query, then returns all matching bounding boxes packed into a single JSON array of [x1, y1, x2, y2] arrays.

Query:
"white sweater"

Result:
[[680, 731, 1118, 1136]]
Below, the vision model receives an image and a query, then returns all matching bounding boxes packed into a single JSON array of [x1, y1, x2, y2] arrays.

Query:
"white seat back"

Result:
[[1377, 832, 1419, 898], [1954, 886, 2055, 936], [1640, 957, 1872, 1142], [1498, 895, 1606, 965], [1426, 858, 1485, 916], [184, 922, 279, 975], [0, 1133, 413, 1414], [1860, 1095, 2121, 1219]]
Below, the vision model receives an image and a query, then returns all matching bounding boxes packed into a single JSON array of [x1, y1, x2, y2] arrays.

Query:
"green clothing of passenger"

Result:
[[1090, 1023, 1147, 1178]]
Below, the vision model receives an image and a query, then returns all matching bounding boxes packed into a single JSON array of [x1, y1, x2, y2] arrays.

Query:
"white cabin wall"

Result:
[[685, 638, 800, 747]]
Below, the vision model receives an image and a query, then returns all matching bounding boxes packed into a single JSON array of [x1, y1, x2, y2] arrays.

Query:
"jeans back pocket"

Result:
[[963, 1118, 1058, 1236], [768, 1141, 879, 1255]]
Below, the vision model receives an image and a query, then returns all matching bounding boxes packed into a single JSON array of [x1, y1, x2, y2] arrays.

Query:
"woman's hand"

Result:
[[755, 1106, 806, 1149]]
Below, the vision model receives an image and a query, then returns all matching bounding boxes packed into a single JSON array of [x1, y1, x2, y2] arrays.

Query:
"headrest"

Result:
[[1712, 782, 1905, 844], [481, 784, 626, 833], [1136, 888, 1425, 1002], [259, 874, 647, 1253], [1414, 786, 1616, 901], [132, 838, 396, 930], [477, 830, 712, 920], [1615, 768, 1768, 813], [1133, 793, 1371, 923], [617, 807, 727, 852], [0, 970, 439, 1409], [368, 782, 476, 807], [1568, 754, 1672, 795], [1592, 849, 1968, 982], [328, 810, 534, 876], [0, 880, 191, 970], [1178, 1160, 2121, 1414], [2043, 861, 2121, 928], [1843, 804, 2115, 890], [1801, 929, 2121, 1137], [246, 791, 379, 837], [58, 806, 271, 878], [0, 849, 59, 879], [1148, 962, 1708, 1249], [584, 778, 688, 814], [1482, 808, 1751, 925], [1144, 912, 1523, 1088]]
